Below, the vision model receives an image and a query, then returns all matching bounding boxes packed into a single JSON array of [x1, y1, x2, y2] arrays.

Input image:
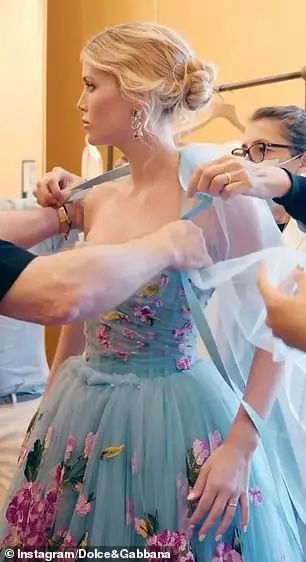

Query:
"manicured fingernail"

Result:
[[187, 492, 196, 501], [198, 534, 206, 542], [243, 526, 248, 533], [215, 535, 222, 542]]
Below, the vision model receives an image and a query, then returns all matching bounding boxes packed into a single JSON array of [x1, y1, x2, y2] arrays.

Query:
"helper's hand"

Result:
[[158, 220, 213, 270], [34, 167, 84, 208], [187, 156, 292, 201], [258, 266, 306, 351]]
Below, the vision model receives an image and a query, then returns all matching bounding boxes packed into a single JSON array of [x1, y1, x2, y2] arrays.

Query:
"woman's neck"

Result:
[[117, 130, 180, 190]]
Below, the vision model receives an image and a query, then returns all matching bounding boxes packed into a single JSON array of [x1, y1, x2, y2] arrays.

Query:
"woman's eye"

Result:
[[85, 83, 95, 92]]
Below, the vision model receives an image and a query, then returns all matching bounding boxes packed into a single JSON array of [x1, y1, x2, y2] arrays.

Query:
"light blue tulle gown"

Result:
[[0, 146, 305, 562]]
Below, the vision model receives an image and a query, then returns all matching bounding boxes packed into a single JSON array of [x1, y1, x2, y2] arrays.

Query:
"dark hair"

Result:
[[250, 105, 306, 156]]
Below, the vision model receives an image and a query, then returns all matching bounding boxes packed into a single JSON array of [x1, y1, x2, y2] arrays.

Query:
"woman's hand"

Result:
[[34, 167, 85, 231], [187, 155, 292, 200], [188, 442, 251, 541], [34, 167, 84, 208]]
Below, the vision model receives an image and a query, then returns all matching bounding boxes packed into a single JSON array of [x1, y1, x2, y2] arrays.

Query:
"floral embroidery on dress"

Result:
[[147, 530, 194, 561], [102, 310, 129, 323], [1, 429, 99, 548], [249, 486, 263, 506], [134, 305, 158, 326], [96, 324, 111, 347], [212, 528, 243, 561], [135, 510, 193, 561], [126, 499, 135, 525], [186, 433, 222, 487], [64, 435, 77, 462], [140, 283, 161, 298], [76, 493, 95, 517], [176, 356, 192, 371], [18, 410, 43, 466], [100, 444, 125, 459]]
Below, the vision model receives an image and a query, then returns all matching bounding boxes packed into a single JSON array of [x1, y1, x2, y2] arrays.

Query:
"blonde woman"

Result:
[[1, 23, 304, 562]]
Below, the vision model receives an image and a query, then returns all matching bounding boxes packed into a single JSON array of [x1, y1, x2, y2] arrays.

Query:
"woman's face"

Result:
[[77, 62, 134, 147], [243, 118, 298, 225], [243, 118, 294, 165]]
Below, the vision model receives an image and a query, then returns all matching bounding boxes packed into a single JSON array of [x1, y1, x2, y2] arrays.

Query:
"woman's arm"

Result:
[[45, 322, 85, 394], [226, 349, 284, 454]]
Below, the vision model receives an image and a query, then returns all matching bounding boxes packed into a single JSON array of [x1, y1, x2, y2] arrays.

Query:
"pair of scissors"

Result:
[[66, 164, 131, 202]]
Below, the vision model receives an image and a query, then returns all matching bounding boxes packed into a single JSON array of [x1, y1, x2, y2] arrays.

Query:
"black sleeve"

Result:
[[0, 240, 37, 301], [273, 172, 306, 224]]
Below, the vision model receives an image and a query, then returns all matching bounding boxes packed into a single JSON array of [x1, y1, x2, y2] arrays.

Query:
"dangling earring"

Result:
[[131, 108, 143, 138]]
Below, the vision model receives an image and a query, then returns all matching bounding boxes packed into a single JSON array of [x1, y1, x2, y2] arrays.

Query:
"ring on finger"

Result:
[[227, 502, 238, 509], [224, 172, 232, 185]]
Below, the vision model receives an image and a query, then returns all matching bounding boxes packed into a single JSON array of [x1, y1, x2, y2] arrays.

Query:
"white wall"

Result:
[[0, 0, 46, 197]]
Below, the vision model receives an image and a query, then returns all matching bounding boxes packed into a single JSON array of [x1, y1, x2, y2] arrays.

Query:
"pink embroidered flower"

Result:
[[146, 530, 193, 560], [134, 305, 156, 324], [76, 494, 92, 517], [173, 328, 186, 340], [159, 274, 169, 288], [192, 439, 210, 465], [155, 299, 163, 308], [96, 324, 111, 346], [122, 328, 135, 340], [176, 356, 192, 371], [179, 342, 191, 353], [131, 451, 138, 474], [213, 542, 243, 562], [64, 435, 77, 462], [62, 530, 78, 548], [249, 486, 263, 506], [116, 350, 129, 362], [183, 321, 194, 333], [209, 431, 222, 452], [135, 518, 148, 538], [44, 426, 55, 450], [84, 432, 97, 459], [126, 499, 135, 525], [136, 341, 145, 349]]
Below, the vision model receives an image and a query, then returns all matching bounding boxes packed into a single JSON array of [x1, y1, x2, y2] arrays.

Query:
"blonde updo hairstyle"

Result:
[[82, 22, 216, 131]]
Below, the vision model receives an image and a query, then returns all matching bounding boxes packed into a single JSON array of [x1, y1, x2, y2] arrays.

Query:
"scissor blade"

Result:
[[67, 164, 131, 202]]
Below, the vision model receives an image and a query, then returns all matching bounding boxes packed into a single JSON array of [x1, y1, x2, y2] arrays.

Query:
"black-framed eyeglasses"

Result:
[[231, 142, 292, 163]]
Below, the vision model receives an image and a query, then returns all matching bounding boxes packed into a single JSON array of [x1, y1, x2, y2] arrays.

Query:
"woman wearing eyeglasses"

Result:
[[231, 105, 306, 231]]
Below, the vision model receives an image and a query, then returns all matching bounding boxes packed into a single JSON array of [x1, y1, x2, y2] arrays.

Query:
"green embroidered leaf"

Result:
[[186, 448, 200, 488], [62, 455, 87, 488], [101, 445, 125, 459], [24, 439, 44, 482], [77, 532, 88, 548], [232, 527, 242, 555], [48, 535, 65, 549], [146, 510, 159, 536]]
